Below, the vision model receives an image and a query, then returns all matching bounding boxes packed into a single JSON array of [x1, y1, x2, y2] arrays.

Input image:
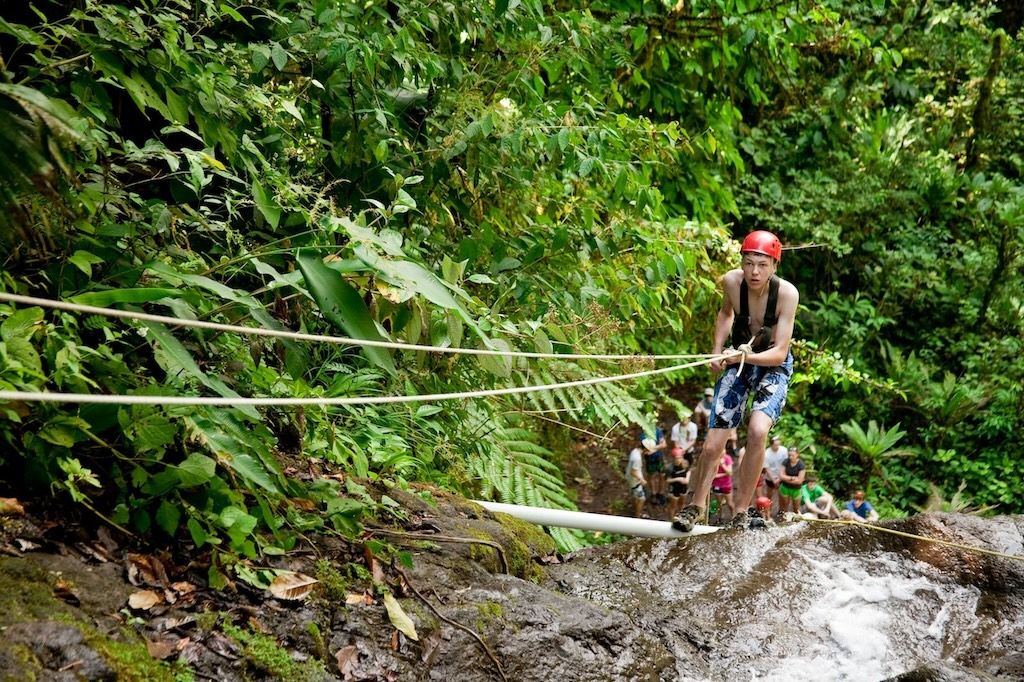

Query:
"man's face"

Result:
[[741, 253, 777, 289]]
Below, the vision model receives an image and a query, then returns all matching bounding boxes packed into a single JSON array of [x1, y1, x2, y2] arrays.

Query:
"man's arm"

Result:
[[709, 273, 738, 373]]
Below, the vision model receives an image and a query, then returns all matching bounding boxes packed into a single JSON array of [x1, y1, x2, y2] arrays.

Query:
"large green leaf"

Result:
[[145, 262, 309, 376], [142, 321, 261, 420], [69, 288, 184, 306], [296, 249, 396, 375]]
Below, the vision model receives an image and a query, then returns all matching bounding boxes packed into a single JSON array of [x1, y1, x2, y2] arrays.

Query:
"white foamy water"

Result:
[[749, 552, 982, 681]]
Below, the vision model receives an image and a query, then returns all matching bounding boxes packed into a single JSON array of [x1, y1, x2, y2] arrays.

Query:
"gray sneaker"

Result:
[[730, 507, 767, 530], [672, 504, 703, 533]]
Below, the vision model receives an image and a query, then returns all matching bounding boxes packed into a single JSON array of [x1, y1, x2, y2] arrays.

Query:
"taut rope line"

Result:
[[0, 293, 715, 362], [0, 355, 729, 408], [801, 516, 1024, 563]]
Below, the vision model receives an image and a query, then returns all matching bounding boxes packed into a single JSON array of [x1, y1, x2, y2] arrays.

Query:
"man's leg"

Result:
[[686, 427, 730, 511], [732, 410, 772, 515]]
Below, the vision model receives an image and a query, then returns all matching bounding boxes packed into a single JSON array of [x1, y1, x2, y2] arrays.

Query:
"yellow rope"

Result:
[[800, 516, 1024, 563]]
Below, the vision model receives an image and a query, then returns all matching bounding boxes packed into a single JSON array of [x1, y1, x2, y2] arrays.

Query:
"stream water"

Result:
[[547, 514, 1024, 681]]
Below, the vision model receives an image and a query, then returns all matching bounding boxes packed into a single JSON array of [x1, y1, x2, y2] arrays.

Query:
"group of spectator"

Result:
[[624, 390, 880, 526]]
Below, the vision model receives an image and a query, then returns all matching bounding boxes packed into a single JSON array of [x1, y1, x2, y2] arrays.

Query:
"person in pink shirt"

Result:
[[710, 451, 736, 524]]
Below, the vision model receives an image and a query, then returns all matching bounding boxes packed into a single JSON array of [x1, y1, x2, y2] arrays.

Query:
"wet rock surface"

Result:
[[3, 499, 1024, 681]]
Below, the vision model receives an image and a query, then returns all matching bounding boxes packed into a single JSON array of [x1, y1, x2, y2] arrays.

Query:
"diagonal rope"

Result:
[[0, 355, 730, 408], [0, 293, 715, 362], [800, 516, 1024, 563]]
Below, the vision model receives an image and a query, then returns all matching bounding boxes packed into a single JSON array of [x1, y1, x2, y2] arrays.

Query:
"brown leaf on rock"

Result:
[[345, 591, 372, 605], [364, 545, 385, 584], [127, 553, 170, 587], [53, 578, 81, 606], [146, 638, 177, 660], [128, 589, 163, 610], [0, 497, 25, 515], [74, 542, 111, 563], [420, 628, 443, 665], [96, 526, 119, 553], [268, 572, 319, 601], [335, 644, 358, 679], [205, 632, 240, 660]]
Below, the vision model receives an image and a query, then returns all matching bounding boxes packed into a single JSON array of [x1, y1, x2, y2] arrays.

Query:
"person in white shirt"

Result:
[[625, 445, 648, 517], [670, 412, 698, 460], [762, 435, 788, 516]]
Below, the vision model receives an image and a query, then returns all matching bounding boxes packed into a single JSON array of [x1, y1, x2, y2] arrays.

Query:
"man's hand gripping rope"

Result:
[[718, 337, 755, 376]]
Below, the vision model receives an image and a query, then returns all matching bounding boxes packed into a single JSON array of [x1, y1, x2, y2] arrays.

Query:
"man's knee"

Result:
[[747, 422, 771, 444]]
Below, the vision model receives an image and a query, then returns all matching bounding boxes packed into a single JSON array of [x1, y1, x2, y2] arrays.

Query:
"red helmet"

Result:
[[741, 231, 782, 262], [756, 496, 772, 510]]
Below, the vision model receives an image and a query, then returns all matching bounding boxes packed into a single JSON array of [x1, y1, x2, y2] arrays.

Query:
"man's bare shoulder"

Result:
[[776, 277, 800, 309], [720, 269, 744, 290]]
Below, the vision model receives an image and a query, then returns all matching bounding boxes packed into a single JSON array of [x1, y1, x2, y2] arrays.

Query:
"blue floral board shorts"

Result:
[[708, 351, 793, 430]]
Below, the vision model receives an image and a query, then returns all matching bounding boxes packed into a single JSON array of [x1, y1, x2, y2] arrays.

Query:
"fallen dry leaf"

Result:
[[383, 592, 418, 641], [268, 572, 319, 601], [0, 498, 25, 515], [335, 644, 358, 679], [128, 589, 163, 610], [420, 628, 442, 665], [364, 545, 385, 585], [346, 589, 374, 606], [53, 578, 80, 606], [127, 553, 170, 587], [171, 581, 197, 597], [146, 638, 177, 660]]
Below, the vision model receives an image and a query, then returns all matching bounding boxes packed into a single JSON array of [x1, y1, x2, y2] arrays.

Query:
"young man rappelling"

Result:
[[673, 230, 799, 532]]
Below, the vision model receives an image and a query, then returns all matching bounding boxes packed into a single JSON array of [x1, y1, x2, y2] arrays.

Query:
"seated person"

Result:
[[800, 474, 839, 519], [665, 448, 690, 520], [840, 489, 879, 523]]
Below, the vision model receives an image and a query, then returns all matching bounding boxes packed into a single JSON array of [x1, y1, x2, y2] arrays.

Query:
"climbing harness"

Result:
[[730, 275, 780, 355]]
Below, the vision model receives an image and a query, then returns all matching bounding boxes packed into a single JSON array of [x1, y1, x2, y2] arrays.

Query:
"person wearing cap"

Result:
[[673, 230, 799, 533], [670, 411, 698, 462], [693, 387, 715, 440]]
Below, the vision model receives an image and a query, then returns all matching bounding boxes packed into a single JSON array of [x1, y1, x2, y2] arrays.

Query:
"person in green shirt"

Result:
[[800, 473, 839, 519]]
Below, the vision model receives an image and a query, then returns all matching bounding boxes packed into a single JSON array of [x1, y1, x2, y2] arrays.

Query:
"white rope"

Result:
[[0, 293, 715, 362], [0, 355, 727, 408]]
